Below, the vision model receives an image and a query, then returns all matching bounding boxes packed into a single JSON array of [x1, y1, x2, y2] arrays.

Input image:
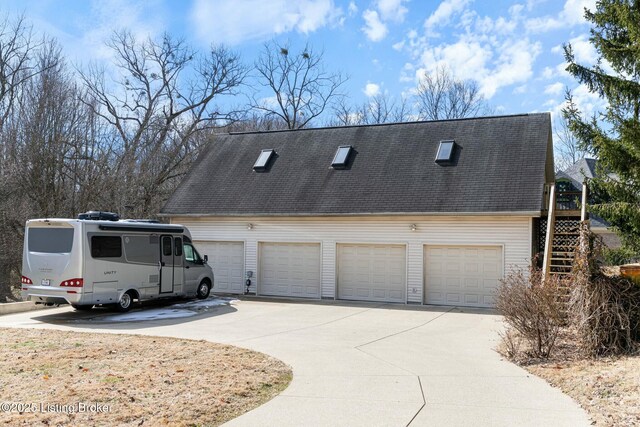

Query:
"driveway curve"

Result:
[[0, 298, 589, 427]]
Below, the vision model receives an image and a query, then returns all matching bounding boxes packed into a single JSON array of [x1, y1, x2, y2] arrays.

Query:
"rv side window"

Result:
[[184, 244, 195, 263], [184, 244, 201, 264], [123, 235, 159, 264], [91, 236, 122, 258], [175, 238, 183, 256], [162, 237, 172, 256]]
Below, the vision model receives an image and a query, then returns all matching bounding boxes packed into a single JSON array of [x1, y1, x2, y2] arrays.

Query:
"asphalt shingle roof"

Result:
[[161, 113, 552, 216], [556, 158, 611, 229], [557, 157, 597, 189]]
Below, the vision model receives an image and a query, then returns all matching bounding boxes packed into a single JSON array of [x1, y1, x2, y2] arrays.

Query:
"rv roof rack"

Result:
[[124, 219, 160, 224], [78, 211, 120, 221]]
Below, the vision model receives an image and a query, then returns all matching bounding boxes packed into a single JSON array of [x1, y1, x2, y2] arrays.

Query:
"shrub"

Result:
[[495, 266, 565, 359], [570, 224, 640, 356], [602, 246, 637, 266]]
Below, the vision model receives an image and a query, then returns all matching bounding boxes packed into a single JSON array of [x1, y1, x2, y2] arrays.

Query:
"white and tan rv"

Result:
[[21, 212, 215, 312]]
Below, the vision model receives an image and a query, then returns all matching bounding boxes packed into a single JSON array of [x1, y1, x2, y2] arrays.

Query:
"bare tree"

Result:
[[331, 93, 411, 126], [252, 40, 347, 129], [415, 66, 491, 120], [331, 98, 358, 126], [0, 14, 49, 132], [223, 111, 288, 132], [79, 30, 247, 216], [555, 92, 589, 171], [0, 39, 92, 301], [0, 15, 54, 301]]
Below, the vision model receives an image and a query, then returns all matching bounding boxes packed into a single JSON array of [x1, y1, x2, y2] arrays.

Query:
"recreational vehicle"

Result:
[[21, 212, 215, 312]]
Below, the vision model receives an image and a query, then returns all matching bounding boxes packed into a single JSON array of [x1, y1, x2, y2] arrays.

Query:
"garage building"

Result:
[[161, 113, 554, 308]]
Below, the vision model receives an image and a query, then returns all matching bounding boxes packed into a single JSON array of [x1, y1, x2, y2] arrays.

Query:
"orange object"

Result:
[[620, 264, 640, 285]]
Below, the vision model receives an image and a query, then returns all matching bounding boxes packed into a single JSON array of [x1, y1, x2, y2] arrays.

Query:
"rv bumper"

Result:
[[22, 287, 83, 305]]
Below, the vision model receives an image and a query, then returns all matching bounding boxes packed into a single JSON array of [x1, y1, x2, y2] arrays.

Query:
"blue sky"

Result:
[[0, 0, 604, 127]]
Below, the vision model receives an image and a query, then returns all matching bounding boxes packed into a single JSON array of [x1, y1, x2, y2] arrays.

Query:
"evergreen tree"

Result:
[[563, 0, 640, 252]]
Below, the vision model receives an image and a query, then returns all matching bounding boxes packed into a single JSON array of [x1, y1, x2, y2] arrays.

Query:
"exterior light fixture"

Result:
[[247, 223, 254, 230], [410, 224, 417, 231]]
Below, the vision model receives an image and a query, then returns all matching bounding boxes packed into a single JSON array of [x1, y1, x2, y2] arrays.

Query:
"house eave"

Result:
[[158, 210, 542, 218]]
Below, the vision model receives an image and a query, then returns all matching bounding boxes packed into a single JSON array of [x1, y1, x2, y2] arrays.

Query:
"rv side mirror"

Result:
[[203, 255, 208, 263]]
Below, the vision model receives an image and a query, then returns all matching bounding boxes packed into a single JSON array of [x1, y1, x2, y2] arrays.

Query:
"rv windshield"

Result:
[[28, 228, 74, 253]]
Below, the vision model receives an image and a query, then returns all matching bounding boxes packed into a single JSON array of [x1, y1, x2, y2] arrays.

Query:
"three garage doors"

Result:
[[196, 240, 502, 307]]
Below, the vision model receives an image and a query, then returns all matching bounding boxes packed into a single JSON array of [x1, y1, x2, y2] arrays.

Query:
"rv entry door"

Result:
[[160, 235, 174, 293]]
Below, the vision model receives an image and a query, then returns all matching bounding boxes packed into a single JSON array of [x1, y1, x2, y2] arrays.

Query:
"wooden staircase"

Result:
[[547, 218, 581, 276], [541, 182, 588, 280]]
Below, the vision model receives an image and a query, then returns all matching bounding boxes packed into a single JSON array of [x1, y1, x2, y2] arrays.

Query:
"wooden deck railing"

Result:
[[555, 191, 583, 211]]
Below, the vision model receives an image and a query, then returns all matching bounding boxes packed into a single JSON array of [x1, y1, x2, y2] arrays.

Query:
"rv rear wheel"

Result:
[[71, 304, 93, 311], [196, 280, 211, 299], [115, 291, 134, 312]]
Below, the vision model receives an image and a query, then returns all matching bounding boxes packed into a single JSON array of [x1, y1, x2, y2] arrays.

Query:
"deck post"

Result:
[[542, 184, 556, 283], [580, 180, 588, 222]]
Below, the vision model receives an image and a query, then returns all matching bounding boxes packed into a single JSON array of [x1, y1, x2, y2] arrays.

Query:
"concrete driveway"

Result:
[[0, 298, 589, 427]]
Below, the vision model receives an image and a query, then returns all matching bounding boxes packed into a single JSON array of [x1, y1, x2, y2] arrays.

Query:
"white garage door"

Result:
[[424, 245, 502, 307], [195, 241, 244, 294], [337, 244, 406, 303], [260, 242, 321, 298]]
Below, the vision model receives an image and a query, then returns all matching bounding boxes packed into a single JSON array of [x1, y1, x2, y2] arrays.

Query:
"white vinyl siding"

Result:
[[259, 242, 321, 298], [337, 244, 406, 303], [424, 245, 503, 307], [172, 216, 532, 306], [194, 241, 244, 294], [321, 241, 336, 298]]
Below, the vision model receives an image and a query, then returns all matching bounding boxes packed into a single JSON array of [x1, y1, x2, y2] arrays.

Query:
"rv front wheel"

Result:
[[71, 304, 93, 311], [115, 291, 134, 312], [196, 280, 211, 299]]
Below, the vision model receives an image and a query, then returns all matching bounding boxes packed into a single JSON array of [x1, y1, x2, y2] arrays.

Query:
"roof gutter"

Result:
[[158, 210, 542, 218]]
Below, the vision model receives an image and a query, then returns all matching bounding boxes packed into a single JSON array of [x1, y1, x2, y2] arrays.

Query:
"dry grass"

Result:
[[0, 328, 292, 426], [527, 356, 640, 426]]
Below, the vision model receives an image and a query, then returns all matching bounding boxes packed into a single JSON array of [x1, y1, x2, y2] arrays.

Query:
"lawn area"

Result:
[[0, 328, 292, 426], [527, 356, 640, 426]]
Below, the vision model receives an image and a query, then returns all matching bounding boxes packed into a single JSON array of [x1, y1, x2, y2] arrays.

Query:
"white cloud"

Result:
[[377, 0, 408, 23], [567, 34, 598, 63], [513, 85, 527, 94], [544, 82, 564, 95], [190, 0, 343, 45], [479, 38, 541, 98], [571, 83, 606, 116], [411, 7, 542, 99], [424, 0, 470, 34], [556, 61, 571, 78], [348, 1, 358, 14], [542, 66, 557, 79], [361, 0, 408, 41], [526, 0, 596, 33], [418, 38, 492, 83], [363, 82, 381, 97], [75, 0, 166, 61], [392, 40, 405, 51], [547, 82, 605, 122], [362, 9, 388, 41]]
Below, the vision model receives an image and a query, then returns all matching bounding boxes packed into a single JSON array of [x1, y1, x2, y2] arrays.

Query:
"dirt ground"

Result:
[[0, 328, 292, 426], [527, 356, 640, 426]]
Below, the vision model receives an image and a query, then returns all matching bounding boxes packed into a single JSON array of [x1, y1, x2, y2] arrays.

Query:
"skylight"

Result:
[[435, 140, 455, 163], [253, 149, 275, 171], [331, 145, 353, 169]]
